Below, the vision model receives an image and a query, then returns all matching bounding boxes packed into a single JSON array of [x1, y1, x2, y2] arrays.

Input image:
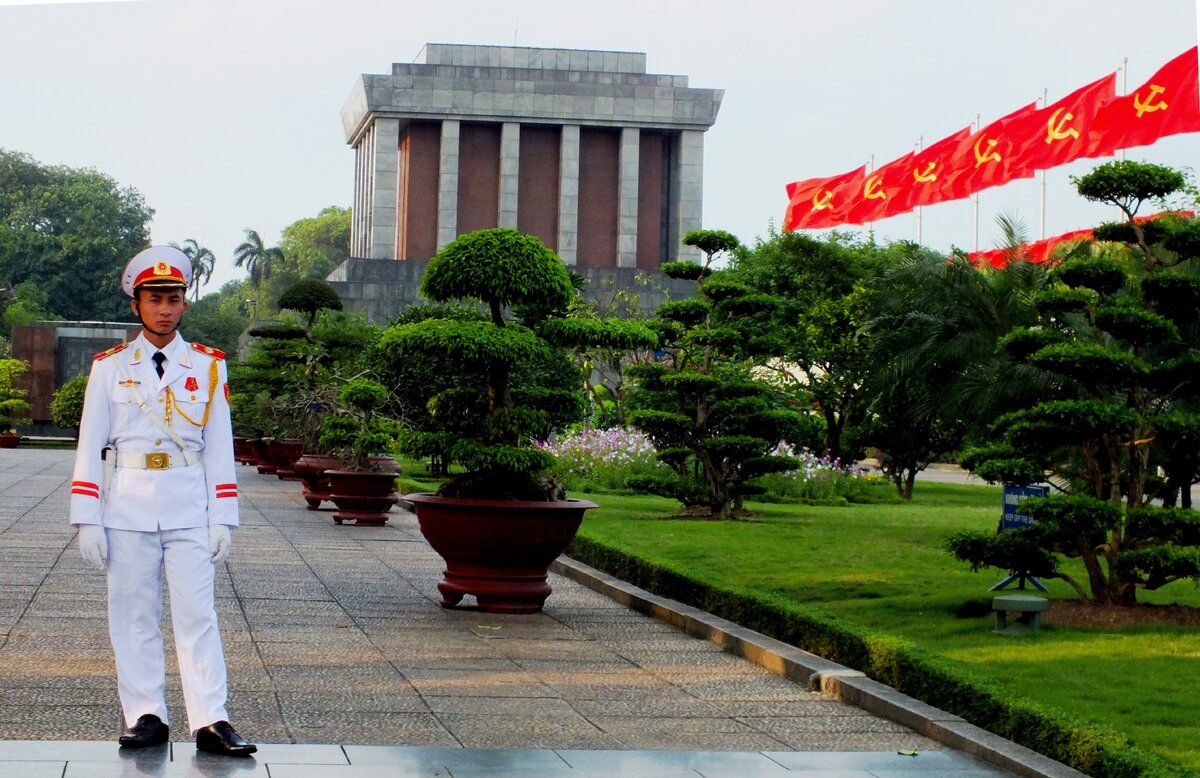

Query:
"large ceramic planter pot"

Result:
[[267, 438, 304, 481], [326, 470, 399, 525], [232, 436, 254, 465], [250, 438, 277, 475], [403, 493, 598, 614], [0, 432, 19, 449], [292, 453, 344, 510]]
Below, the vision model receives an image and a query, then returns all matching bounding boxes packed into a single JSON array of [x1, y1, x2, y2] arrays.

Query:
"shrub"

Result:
[[50, 374, 88, 434]]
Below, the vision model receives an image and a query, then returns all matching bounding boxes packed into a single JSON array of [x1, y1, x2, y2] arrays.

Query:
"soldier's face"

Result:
[[132, 288, 188, 334]]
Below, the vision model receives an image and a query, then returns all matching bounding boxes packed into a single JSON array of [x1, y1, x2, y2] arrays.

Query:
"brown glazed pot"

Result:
[[0, 432, 18, 449], [232, 436, 253, 465], [250, 438, 277, 475], [403, 493, 598, 614], [326, 470, 400, 526], [292, 453, 345, 510], [267, 438, 304, 481]]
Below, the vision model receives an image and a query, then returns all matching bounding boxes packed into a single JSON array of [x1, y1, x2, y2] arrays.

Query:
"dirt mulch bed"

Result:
[[1043, 599, 1200, 628]]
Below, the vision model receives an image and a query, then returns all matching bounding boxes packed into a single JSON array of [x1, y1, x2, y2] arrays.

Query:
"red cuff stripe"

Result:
[[71, 487, 100, 499], [214, 483, 237, 490], [72, 480, 99, 489], [215, 490, 237, 498]]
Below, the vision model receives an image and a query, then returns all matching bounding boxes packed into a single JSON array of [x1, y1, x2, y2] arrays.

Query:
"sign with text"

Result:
[[1001, 483, 1048, 530]]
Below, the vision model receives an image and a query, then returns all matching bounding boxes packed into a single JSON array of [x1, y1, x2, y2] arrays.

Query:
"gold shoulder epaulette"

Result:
[[191, 342, 226, 360], [94, 342, 129, 361]]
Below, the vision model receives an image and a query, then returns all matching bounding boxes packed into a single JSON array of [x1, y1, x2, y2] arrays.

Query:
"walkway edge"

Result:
[[551, 556, 1087, 778]]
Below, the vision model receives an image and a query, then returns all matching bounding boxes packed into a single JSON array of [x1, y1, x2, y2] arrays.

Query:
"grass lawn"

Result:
[[572, 481, 1200, 774]]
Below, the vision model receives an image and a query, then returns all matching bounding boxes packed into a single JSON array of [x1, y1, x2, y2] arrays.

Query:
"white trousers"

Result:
[[106, 527, 229, 734]]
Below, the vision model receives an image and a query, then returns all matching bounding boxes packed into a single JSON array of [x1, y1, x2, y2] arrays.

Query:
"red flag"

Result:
[[839, 153, 916, 224], [891, 127, 972, 211], [939, 102, 1039, 200], [1005, 73, 1116, 170], [782, 166, 866, 231], [1087, 46, 1200, 155]]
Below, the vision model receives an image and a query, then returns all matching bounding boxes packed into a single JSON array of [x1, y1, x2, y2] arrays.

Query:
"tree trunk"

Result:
[[903, 469, 917, 500], [1079, 540, 1110, 603]]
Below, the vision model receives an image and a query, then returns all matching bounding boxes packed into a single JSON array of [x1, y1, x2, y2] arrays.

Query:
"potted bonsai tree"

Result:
[[0, 358, 33, 448], [379, 227, 656, 613], [319, 377, 401, 525]]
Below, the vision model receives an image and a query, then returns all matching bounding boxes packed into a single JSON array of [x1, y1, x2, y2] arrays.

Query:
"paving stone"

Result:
[[0, 449, 1028, 776]]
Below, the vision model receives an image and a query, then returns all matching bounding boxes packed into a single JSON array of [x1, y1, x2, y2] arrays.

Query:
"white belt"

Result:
[[114, 451, 188, 470]]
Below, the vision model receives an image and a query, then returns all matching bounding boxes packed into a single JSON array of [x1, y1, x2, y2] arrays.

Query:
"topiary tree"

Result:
[[278, 279, 344, 327], [951, 162, 1200, 605], [627, 229, 814, 520], [378, 228, 656, 501], [318, 378, 399, 472]]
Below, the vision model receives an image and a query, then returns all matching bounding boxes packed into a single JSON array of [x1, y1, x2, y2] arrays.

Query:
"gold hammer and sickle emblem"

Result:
[[1046, 108, 1079, 143], [913, 161, 938, 183], [1133, 84, 1168, 118], [974, 136, 1001, 167], [811, 190, 835, 211], [864, 175, 885, 200]]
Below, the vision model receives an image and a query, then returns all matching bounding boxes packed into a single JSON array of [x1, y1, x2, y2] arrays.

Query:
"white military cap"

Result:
[[122, 246, 193, 297]]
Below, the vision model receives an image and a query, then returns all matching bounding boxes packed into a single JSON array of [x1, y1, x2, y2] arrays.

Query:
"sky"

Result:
[[1, 0, 1197, 294]]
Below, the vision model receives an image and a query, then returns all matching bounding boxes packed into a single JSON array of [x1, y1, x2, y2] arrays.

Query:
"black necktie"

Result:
[[152, 351, 166, 379]]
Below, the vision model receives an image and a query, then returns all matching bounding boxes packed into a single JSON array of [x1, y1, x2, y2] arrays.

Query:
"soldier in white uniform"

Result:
[[69, 246, 256, 757]]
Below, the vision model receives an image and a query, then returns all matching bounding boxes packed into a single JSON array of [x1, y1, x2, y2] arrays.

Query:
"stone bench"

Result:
[[992, 594, 1049, 634]]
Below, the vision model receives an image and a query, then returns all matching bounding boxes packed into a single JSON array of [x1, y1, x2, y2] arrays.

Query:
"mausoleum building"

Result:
[[331, 43, 723, 319]]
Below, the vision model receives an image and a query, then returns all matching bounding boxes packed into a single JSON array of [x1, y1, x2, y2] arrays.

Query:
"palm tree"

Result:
[[173, 239, 215, 301], [233, 229, 284, 317]]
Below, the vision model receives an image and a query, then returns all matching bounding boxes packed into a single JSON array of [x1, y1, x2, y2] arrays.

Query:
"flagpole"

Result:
[[972, 114, 980, 252], [915, 136, 923, 244], [1039, 88, 1047, 240], [867, 153, 875, 243], [1119, 57, 1128, 163]]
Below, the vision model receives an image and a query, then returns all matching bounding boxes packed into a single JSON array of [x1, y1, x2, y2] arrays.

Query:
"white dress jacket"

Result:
[[69, 333, 239, 531]]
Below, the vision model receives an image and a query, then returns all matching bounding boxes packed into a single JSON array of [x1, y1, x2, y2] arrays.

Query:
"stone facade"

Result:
[[334, 43, 720, 321], [12, 321, 141, 428]]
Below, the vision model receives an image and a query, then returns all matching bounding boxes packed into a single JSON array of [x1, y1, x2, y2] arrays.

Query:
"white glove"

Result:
[[209, 524, 232, 565], [78, 525, 108, 570]]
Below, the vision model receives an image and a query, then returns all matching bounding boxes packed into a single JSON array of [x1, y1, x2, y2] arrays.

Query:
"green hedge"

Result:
[[566, 534, 1187, 778]]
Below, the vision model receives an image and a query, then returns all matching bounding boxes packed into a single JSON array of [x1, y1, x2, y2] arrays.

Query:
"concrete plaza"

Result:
[[0, 448, 1082, 777]]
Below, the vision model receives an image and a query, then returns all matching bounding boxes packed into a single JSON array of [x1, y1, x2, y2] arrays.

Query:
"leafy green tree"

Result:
[[950, 162, 1200, 605], [627, 229, 812, 520], [0, 149, 152, 325], [0, 357, 32, 431], [174, 238, 216, 301], [181, 279, 253, 357], [233, 229, 284, 316], [2, 281, 61, 334], [279, 206, 350, 280], [862, 238, 1055, 498], [729, 230, 893, 460]]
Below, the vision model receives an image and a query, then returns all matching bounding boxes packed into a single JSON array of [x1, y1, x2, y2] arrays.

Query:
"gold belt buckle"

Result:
[[145, 452, 170, 470]]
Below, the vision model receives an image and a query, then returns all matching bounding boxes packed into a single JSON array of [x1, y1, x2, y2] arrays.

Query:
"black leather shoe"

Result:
[[118, 713, 169, 748], [195, 720, 257, 757]]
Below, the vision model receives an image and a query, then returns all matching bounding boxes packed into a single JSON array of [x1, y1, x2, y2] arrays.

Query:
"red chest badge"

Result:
[[185, 376, 199, 392]]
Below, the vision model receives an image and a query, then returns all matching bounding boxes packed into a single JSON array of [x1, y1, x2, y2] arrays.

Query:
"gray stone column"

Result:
[[618, 127, 640, 268], [437, 120, 461, 250], [557, 125, 580, 265], [675, 129, 704, 262], [350, 126, 371, 257], [499, 122, 520, 228], [369, 118, 399, 260]]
